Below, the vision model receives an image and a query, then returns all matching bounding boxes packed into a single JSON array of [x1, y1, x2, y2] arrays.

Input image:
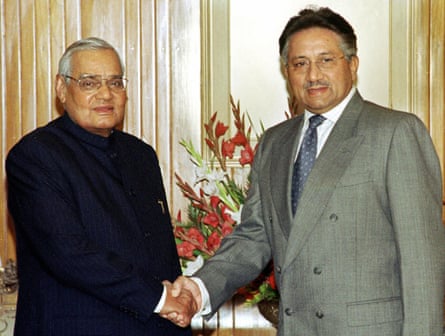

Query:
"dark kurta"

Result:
[[6, 113, 191, 336]]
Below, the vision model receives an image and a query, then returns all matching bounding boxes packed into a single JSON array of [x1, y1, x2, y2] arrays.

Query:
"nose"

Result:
[[95, 80, 113, 99], [306, 61, 324, 81]]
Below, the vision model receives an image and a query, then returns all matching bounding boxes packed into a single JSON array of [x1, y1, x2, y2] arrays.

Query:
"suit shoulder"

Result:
[[355, 100, 433, 153], [362, 100, 414, 119], [112, 131, 159, 162], [7, 120, 59, 156], [361, 100, 425, 128]]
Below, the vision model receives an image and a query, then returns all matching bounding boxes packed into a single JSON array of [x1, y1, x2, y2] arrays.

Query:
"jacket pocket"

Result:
[[339, 171, 373, 187], [347, 297, 403, 327]]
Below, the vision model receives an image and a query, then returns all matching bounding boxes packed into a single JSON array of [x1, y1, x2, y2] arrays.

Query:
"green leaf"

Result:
[[180, 139, 204, 167]]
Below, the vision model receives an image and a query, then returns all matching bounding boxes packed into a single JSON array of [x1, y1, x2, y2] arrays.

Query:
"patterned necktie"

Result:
[[291, 114, 326, 214]]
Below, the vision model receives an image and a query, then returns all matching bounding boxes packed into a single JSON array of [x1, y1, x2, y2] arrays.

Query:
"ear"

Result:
[[349, 56, 359, 82], [283, 63, 290, 79], [55, 74, 67, 104]]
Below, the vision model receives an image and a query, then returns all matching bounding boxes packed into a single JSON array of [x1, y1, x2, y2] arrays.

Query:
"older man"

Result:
[[6, 37, 194, 335]]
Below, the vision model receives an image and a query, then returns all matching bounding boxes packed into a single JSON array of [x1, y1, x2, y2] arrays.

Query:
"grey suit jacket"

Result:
[[195, 92, 445, 336]]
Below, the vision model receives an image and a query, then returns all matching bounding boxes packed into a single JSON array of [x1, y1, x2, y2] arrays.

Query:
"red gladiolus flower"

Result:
[[215, 121, 229, 137], [239, 145, 254, 165], [203, 212, 220, 228], [231, 131, 248, 146], [186, 227, 205, 245], [237, 286, 256, 300], [174, 226, 184, 235], [205, 138, 215, 150], [177, 241, 195, 258], [221, 205, 235, 225], [210, 195, 221, 209], [176, 210, 182, 222], [221, 140, 235, 159], [221, 222, 233, 236], [174, 98, 280, 303], [207, 231, 221, 250], [267, 272, 277, 290]]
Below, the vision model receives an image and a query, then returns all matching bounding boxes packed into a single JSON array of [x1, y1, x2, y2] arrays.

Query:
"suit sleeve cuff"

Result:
[[190, 277, 211, 315]]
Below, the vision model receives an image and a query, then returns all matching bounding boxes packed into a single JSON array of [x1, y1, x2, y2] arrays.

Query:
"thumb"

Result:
[[171, 277, 186, 297], [162, 280, 172, 287]]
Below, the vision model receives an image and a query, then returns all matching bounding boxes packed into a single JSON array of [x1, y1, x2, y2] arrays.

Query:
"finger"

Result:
[[175, 314, 191, 328]]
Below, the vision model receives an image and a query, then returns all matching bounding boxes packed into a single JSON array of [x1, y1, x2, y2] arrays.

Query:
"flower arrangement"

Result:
[[173, 95, 297, 305]]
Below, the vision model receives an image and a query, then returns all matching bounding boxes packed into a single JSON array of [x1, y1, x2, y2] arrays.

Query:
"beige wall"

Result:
[[218, 0, 445, 140], [230, 0, 391, 129]]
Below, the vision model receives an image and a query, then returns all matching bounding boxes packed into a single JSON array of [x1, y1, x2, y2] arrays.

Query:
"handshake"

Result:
[[159, 276, 202, 328]]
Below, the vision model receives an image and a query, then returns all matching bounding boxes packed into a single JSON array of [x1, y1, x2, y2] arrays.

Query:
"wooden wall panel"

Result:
[[390, 0, 445, 204], [0, 0, 202, 269], [430, 0, 445, 187], [3, 0, 22, 259]]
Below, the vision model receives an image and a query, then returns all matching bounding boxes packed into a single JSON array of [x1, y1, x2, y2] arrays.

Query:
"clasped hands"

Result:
[[160, 276, 202, 328]]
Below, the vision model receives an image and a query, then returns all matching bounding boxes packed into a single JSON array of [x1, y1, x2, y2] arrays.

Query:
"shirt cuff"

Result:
[[190, 277, 211, 315], [153, 284, 167, 313]]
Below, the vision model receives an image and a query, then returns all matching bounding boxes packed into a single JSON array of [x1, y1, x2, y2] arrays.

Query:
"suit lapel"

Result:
[[269, 116, 304, 237], [282, 92, 366, 271]]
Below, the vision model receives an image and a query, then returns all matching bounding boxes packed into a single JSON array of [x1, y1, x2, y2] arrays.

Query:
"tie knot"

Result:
[[308, 114, 326, 129]]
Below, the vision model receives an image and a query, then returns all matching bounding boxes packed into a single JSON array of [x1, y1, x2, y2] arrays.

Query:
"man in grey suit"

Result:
[[166, 7, 445, 335]]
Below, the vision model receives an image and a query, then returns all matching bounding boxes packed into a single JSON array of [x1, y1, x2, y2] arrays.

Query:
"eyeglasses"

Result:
[[63, 75, 128, 93], [287, 55, 346, 74]]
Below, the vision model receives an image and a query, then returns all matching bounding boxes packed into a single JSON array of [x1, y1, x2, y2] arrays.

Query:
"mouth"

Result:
[[94, 106, 114, 114], [306, 86, 329, 96], [304, 81, 330, 96]]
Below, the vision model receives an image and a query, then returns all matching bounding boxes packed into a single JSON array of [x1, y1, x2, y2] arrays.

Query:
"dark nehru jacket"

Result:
[[6, 113, 191, 336]]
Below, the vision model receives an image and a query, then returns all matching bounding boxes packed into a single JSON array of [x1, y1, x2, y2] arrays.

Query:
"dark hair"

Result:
[[279, 6, 357, 64]]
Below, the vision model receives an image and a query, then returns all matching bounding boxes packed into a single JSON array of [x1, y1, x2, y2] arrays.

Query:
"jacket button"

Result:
[[284, 308, 294, 316], [329, 213, 338, 222], [313, 267, 322, 275], [315, 310, 324, 319], [276, 266, 282, 274]]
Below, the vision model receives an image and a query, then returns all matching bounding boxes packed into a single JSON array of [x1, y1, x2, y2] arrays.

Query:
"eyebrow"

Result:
[[78, 74, 124, 79], [290, 52, 336, 60]]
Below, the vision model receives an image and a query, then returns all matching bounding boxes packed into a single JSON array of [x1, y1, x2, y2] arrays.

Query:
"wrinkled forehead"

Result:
[[71, 49, 123, 76]]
